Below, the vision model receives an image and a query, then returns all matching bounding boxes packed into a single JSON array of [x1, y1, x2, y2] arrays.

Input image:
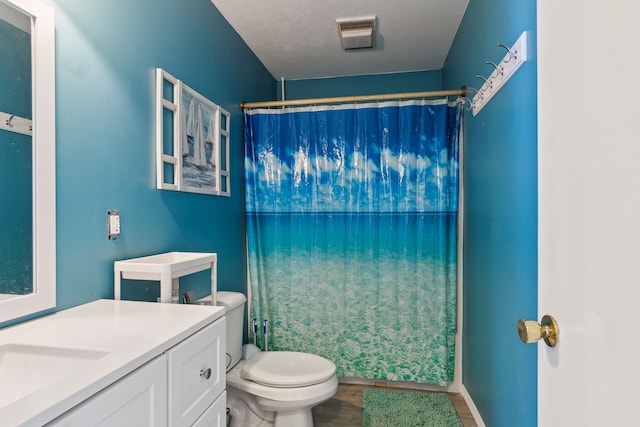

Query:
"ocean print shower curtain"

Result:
[[244, 99, 462, 385]]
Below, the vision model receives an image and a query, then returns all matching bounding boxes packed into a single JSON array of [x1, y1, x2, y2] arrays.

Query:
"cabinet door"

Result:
[[48, 355, 167, 427], [167, 318, 225, 426], [192, 391, 227, 427]]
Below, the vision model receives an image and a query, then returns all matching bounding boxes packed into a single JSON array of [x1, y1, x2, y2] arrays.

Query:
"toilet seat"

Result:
[[240, 351, 336, 387], [228, 361, 338, 403]]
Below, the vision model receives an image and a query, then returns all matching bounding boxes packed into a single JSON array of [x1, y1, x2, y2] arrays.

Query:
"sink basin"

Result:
[[0, 344, 109, 408]]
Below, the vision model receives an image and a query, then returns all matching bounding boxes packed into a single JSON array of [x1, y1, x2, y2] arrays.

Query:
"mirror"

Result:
[[0, 0, 55, 323], [1, 0, 32, 296]]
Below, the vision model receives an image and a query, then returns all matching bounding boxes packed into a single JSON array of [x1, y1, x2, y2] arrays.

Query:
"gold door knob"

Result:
[[517, 315, 559, 347]]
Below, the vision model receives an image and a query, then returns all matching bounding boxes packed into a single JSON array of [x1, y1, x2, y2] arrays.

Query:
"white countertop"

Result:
[[0, 299, 225, 426]]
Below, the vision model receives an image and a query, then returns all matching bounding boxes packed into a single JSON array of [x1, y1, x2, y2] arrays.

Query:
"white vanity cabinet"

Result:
[[49, 318, 226, 427], [167, 318, 226, 426], [47, 356, 169, 426], [0, 300, 227, 427], [193, 391, 227, 427]]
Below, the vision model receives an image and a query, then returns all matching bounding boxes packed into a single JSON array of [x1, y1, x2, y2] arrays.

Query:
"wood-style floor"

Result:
[[312, 384, 477, 427]]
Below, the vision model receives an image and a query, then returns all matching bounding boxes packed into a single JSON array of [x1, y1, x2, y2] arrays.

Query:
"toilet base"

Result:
[[227, 384, 321, 427], [273, 408, 313, 427], [227, 386, 274, 427]]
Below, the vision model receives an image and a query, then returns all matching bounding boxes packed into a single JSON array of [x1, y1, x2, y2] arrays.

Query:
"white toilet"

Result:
[[216, 291, 338, 427]]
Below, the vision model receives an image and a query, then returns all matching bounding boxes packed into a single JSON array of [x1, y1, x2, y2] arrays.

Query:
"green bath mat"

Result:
[[362, 388, 463, 427]]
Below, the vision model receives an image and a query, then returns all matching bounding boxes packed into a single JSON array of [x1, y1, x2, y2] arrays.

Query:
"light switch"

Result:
[[107, 209, 120, 240]]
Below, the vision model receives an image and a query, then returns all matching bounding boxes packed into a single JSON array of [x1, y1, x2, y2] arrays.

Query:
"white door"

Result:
[[538, 2, 640, 425]]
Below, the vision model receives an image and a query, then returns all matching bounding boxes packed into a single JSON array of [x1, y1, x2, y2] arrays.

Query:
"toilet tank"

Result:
[[216, 291, 246, 371]]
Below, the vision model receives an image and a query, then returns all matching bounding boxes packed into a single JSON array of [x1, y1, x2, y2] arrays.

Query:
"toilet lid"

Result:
[[240, 351, 336, 387]]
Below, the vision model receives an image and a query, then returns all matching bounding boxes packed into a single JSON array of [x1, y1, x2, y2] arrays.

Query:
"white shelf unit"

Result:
[[114, 252, 217, 304]]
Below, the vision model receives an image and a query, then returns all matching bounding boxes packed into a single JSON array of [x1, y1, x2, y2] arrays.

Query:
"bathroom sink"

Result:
[[0, 343, 109, 408]]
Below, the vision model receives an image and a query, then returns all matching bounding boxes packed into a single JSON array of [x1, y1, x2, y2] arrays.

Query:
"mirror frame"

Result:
[[0, 0, 55, 323]]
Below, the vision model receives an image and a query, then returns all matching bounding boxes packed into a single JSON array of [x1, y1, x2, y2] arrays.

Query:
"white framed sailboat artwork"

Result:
[[155, 68, 230, 196]]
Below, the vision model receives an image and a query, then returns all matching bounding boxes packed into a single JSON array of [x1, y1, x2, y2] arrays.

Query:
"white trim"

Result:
[[461, 384, 486, 427], [0, 0, 30, 32], [155, 68, 180, 191], [218, 107, 230, 196], [0, 0, 56, 323]]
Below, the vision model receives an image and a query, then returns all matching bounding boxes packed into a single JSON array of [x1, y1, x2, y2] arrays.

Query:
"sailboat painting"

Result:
[[181, 84, 218, 193]]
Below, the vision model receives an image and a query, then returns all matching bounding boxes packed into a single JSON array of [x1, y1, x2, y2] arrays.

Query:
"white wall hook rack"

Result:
[[471, 31, 528, 116], [0, 111, 32, 136]]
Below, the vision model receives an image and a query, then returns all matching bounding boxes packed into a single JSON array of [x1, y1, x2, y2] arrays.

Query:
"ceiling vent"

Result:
[[336, 16, 376, 50]]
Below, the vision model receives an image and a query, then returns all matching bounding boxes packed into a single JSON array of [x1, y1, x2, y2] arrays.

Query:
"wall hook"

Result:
[[485, 60, 503, 76], [471, 32, 528, 116], [475, 75, 491, 89], [497, 43, 516, 62], [467, 86, 483, 101], [1, 112, 34, 136]]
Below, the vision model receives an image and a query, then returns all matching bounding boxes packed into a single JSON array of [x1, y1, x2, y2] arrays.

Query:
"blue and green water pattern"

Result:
[[244, 100, 461, 385]]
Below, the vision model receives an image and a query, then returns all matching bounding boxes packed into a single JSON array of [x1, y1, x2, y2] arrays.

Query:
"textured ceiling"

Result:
[[210, 0, 469, 80]]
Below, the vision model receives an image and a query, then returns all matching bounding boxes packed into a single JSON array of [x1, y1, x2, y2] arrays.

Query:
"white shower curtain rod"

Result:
[[241, 87, 466, 109]]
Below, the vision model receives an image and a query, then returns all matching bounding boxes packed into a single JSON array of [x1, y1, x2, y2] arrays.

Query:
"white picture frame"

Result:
[[155, 68, 230, 196]]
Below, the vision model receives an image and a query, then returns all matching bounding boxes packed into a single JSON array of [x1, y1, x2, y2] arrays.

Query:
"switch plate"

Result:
[[107, 209, 120, 240]]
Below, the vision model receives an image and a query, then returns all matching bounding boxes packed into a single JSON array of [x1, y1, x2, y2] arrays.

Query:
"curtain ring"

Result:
[[459, 97, 473, 112], [466, 86, 483, 102], [497, 43, 516, 62]]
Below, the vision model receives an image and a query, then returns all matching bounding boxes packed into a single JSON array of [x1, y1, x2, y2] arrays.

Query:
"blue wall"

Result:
[[443, 1, 538, 426], [284, 70, 442, 99], [1, 0, 275, 327]]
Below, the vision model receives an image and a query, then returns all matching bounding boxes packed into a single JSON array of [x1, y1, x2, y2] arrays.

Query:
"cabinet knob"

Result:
[[200, 368, 212, 380]]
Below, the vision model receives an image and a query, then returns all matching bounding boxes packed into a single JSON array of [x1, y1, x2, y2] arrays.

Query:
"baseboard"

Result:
[[338, 377, 458, 393], [460, 385, 486, 427]]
